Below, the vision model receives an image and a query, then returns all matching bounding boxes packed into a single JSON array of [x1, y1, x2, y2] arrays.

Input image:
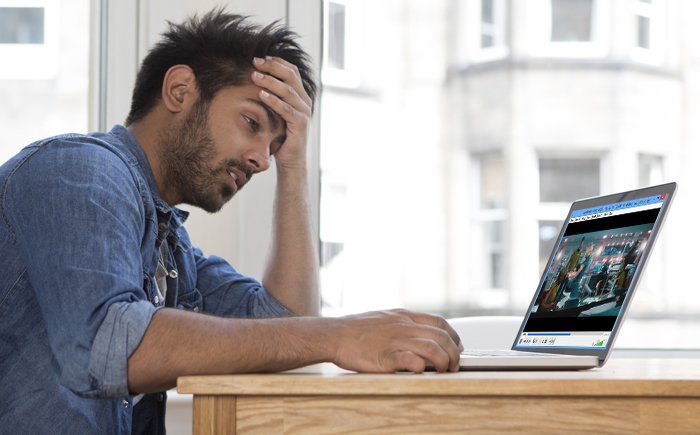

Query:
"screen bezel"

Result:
[[511, 182, 678, 365]]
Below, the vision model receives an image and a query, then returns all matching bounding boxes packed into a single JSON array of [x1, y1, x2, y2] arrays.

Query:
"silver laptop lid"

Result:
[[511, 182, 677, 366]]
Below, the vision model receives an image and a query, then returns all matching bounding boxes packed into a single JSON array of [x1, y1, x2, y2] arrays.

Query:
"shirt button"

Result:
[[123, 400, 129, 408], [168, 270, 178, 279], [158, 222, 167, 232], [154, 295, 159, 304], [157, 393, 164, 403]]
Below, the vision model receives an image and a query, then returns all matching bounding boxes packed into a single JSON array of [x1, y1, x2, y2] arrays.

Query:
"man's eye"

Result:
[[244, 116, 259, 131]]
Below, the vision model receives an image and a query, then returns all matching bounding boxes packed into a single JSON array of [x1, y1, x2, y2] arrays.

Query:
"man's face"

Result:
[[158, 82, 286, 213]]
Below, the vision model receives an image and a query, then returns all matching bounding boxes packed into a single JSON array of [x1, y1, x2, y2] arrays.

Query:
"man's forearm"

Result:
[[127, 307, 464, 394], [262, 165, 320, 315], [127, 308, 332, 393]]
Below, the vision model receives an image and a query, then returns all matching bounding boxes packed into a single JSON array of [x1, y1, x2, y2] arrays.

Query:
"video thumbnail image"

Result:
[[531, 223, 654, 318]]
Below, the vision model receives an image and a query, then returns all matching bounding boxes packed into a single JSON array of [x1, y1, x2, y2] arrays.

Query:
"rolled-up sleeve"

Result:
[[5, 139, 156, 398], [88, 300, 159, 397], [194, 248, 296, 318]]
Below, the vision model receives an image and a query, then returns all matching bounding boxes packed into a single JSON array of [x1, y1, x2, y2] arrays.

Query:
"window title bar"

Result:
[[570, 194, 666, 219]]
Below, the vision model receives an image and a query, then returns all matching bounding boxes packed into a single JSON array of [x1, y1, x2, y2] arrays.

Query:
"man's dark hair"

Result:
[[125, 10, 318, 126]]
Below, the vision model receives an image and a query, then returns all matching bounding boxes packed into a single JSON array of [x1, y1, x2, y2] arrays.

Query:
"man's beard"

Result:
[[157, 100, 251, 213]]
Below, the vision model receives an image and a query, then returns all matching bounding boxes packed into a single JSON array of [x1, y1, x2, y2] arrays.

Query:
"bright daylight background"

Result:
[[0, 0, 698, 366], [317, 0, 700, 350], [2, 1, 698, 433]]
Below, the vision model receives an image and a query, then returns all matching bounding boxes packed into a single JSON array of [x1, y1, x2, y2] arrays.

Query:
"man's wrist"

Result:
[[314, 316, 342, 365], [276, 159, 308, 178], [275, 162, 310, 196]]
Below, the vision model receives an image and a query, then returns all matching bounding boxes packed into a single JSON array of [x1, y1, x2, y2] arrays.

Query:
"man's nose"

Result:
[[243, 146, 271, 173]]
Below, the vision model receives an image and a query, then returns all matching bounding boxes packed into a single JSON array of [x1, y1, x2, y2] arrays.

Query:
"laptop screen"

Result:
[[515, 191, 669, 351]]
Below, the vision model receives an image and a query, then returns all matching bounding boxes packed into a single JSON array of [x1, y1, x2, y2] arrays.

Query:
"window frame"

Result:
[[321, 0, 362, 88], [630, 0, 666, 66], [459, 0, 509, 64], [526, 0, 610, 58], [470, 152, 510, 299]]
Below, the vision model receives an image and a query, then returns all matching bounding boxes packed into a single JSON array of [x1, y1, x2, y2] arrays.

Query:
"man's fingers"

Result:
[[259, 90, 306, 136], [253, 56, 313, 108], [387, 322, 460, 373], [395, 310, 463, 352], [391, 351, 426, 373], [411, 338, 453, 372], [252, 70, 309, 117]]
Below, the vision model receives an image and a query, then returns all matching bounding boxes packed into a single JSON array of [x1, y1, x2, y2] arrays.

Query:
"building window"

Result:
[[639, 154, 663, 187], [0, 0, 89, 164], [459, 0, 508, 63], [478, 153, 507, 209], [637, 15, 650, 49], [539, 157, 600, 203], [327, 2, 346, 70], [481, 0, 495, 48], [322, 0, 361, 88], [550, 0, 593, 42], [528, 0, 609, 58], [473, 153, 508, 290], [0, 7, 44, 44], [631, 0, 665, 65]]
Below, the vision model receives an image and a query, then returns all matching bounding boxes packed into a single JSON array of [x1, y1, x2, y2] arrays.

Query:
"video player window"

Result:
[[521, 195, 664, 347]]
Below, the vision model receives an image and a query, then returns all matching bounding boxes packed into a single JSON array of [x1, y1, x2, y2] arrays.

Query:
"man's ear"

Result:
[[162, 65, 196, 114]]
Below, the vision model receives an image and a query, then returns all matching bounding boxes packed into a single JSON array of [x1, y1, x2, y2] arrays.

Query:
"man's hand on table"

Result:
[[329, 309, 464, 373]]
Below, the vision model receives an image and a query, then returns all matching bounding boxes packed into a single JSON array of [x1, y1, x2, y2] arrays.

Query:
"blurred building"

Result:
[[319, 0, 700, 324]]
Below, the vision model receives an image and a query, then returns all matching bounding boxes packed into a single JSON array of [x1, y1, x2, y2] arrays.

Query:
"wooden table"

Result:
[[177, 359, 700, 434]]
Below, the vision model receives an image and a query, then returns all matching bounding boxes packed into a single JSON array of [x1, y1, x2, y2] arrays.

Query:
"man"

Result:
[[553, 237, 585, 306], [568, 243, 595, 300], [0, 11, 462, 435]]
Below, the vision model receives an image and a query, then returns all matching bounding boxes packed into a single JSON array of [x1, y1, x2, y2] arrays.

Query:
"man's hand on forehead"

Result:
[[251, 56, 312, 171]]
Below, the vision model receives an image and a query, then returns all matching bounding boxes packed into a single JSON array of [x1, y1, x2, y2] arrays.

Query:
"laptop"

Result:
[[454, 182, 677, 370]]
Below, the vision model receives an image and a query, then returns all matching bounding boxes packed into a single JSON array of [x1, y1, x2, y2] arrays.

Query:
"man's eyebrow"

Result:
[[245, 98, 280, 132]]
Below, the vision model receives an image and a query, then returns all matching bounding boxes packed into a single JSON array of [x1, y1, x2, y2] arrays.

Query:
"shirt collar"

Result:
[[106, 125, 189, 228]]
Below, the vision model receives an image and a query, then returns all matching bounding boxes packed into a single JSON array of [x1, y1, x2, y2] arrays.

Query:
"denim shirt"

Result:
[[0, 125, 294, 434]]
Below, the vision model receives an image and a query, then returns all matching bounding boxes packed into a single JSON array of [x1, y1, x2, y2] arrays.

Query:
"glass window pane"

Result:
[[0, 2, 91, 165], [638, 15, 651, 49], [551, 0, 593, 42], [482, 0, 494, 25], [481, 34, 494, 48], [479, 154, 506, 209], [328, 2, 346, 70], [639, 155, 663, 187], [539, 158, 600, 202], [485, 221, 505, 289], [0, 7, 44, 44]]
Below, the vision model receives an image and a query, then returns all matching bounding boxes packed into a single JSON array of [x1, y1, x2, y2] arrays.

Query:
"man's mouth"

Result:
[[227, 168, 248, 190]]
